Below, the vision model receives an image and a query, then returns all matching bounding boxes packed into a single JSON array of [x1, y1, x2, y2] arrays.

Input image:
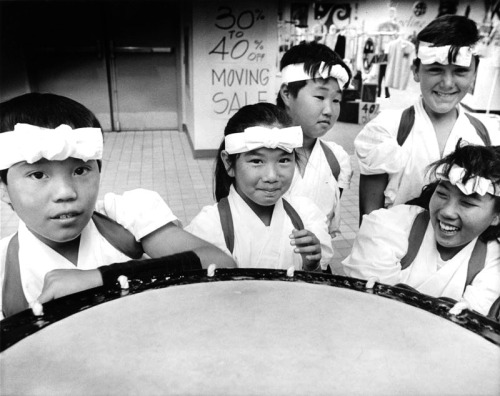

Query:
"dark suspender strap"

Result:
[[92, 212, 144, 259], [319, 140, 341, 181], [488, 295, 500, 322], [464, 238, 487, 290], [2, 234, 29, 318], [396, 105, 415, 146], [282, 199, 304, 231], [464, 113, 492, 146], [217, 197, 235, 254], [400, 210, 430, 270]]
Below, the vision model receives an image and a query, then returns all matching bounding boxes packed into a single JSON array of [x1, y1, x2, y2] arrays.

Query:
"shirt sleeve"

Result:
[[342, 205, 422, 283], [185, 205, 232, 257], [354, 109, 407, 175], [289, 196, 334, 270], [322, 140, 353, 190], [95, 189, 178, 241], [462, 241, 500, 316]]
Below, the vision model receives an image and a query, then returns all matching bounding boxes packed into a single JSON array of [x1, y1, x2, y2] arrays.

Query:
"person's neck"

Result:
[[39, 235, 81, 266], [235, 188, 275, 226], [436, 241, 466, 261], [423, 101, 458, 124], [297, 136, 317, 162]]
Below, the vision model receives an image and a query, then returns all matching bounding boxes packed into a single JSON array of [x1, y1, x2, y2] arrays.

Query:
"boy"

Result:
[[277, 41, 353, 242], [0, 93, 234, 318]]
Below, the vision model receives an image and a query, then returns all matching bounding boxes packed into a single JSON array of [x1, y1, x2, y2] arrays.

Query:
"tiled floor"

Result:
[[0, 81, 422, 266]]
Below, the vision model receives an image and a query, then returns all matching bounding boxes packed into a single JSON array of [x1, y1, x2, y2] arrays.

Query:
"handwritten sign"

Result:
[[192, 1, 278, 150]]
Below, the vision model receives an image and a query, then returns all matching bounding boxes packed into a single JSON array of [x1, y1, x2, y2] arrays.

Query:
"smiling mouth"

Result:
[[52, 212, 80, 220], [434, 91, 458, 98], [439, 220, 460, 234]]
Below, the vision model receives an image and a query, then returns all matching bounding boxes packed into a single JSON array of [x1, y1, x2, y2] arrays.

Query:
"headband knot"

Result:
[[436, 164, 500, 197], [281, 62, 349, 88], [0, 123, 103, 170], [224, 126, 303, 154]]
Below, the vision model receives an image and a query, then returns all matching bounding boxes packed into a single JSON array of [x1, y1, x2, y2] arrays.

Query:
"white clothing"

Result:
[[286, 138, 352, 237], [0, 189, 176, 319], [385, 38, 416, 90], [354, 98, 497, 207], [186, 185, 333, 270], [342, 205, 500, 316]]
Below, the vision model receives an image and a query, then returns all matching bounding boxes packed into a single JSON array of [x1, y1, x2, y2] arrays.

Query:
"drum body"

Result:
[[1, 269, 499, 395]]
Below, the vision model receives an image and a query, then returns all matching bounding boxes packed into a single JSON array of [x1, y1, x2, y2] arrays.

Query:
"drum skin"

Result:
[[1, 270, 500, 395]]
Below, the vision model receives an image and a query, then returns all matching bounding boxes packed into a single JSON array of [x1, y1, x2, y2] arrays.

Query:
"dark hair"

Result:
[[426, 141, 500, 242], [214, 103, 293, 202], [413, 15, 480, 70], [0, 92, 102, 183], [276, 41, 352, 108]]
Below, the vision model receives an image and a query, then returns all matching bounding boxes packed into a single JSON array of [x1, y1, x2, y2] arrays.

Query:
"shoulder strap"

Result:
[[400, 210, 430, 270], [2, 233, 29, 318], [282, 199, 304, 231], [464, 113, 492, 146], [92, 212, 144, 259], [217, 197, 235, 254], [464, 238, 487, 289], [319, 140, 341, 181], [396, 105, 415, 146]]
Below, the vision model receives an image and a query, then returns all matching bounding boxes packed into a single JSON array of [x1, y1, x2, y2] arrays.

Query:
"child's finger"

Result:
[[305, 253, 322, 261], [294, 244, 321, 254]]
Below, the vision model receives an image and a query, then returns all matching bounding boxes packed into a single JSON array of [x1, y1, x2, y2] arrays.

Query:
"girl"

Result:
[[343, 142, 500, 317], [186, 103, 333, 271], [355, 15, 496, 222]]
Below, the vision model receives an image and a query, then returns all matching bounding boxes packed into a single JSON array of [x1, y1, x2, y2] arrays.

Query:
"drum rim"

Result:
[[1, 268, 500, 351]]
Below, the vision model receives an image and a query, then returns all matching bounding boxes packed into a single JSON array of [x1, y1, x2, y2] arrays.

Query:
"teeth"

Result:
[[435, 92, 455, 97], [58, 214, 74, 219], [440, 221, 458, 232]]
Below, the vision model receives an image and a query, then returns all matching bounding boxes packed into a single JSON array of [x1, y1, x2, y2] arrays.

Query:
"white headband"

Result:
[[0, 123, 103, 170], [281, 61, 349, 88], [417, 41, 476, 67], [224, 126, 303, 155], [436, 164, 500, 197]]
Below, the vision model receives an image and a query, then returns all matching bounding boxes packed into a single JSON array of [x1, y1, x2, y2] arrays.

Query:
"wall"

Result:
[[189, 0, 279, 153]]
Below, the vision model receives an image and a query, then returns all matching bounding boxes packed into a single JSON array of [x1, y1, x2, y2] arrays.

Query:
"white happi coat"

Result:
[[342, 205, 500, 316], [354, 98, 498, 208], [285, 138, 352, 238], [0, 189, 177, 319], [186, 185, 333, 270]]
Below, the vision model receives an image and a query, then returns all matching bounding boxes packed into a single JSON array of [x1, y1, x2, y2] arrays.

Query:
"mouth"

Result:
[[438, 220, 460, 235], [51, 212, 81, 221], [318, 120, 331, 126], [433, 91, 458, 98]]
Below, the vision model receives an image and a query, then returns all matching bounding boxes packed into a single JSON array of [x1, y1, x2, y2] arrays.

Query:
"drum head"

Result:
[[1, 271, 500, 395]]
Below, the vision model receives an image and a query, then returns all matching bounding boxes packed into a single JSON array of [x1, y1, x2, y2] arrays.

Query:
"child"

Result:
[[0, 93, 234, 318], [355, 15, 496, 221], [276, 41, 353, 239], [342, 142, 500, 317], [185, 103, 333, 271]]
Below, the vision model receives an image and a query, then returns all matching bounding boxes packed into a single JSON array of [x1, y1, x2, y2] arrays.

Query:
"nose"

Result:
[[440, 70, 455, 88], [322, 100, 333, 116], [439, 198, 459, 220], [51, 174, 78, 202], [262, 163, 278, 183]]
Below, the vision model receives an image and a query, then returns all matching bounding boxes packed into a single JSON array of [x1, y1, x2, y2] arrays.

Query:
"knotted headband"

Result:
[[417, 41, 476, 67], [224, 126, 303, 155], [436, 164, 500, 197], [0, 123, 103, 170], [281, 61, 349, 88]]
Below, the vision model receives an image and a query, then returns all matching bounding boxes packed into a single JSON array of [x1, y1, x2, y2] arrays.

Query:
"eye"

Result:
[[74, 166, 91, 176], [28, 171, 46, 180], [435, 190, 447, 199], [460, 199, 477, 208], [332, 98, 341, 103], [279, 157, 292, 163], [315, 96, 325, 100], [249, 158, 263, 164]]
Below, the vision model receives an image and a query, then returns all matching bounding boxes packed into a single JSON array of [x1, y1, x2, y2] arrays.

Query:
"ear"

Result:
[[279, 83, 293, 108], [411, 64, 420, 83], [221, 150, 235, 178], [0, 181, 12, 206], [491, 213, 500, 227]]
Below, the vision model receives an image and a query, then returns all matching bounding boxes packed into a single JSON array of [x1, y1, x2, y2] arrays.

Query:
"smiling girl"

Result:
[[186, 103, 333, 271], [343, 142, 500, 317], [355, 15, 497, 221]]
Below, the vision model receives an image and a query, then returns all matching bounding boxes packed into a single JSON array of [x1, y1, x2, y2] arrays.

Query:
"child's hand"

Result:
[[289, 229, 322, 271], [37, 269, 103, 304]]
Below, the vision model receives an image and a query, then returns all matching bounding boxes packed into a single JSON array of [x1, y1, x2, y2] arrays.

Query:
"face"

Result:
[[222, 147, 295, 211], [281, 78, 342, 142], [413, 60, 477, 116], [429, 181, 499, 254], [1, 158, 100, 249]]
